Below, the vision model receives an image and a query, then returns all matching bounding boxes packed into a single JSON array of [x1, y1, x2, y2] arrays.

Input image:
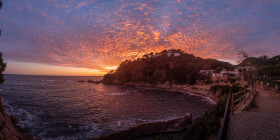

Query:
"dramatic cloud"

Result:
[[0, 0, 280, 71]]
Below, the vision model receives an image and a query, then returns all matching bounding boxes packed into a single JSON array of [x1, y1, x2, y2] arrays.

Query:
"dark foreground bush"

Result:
[[258, 79, 280, 91], [184, 97, 227, 140], [210, 84, 244, 95]]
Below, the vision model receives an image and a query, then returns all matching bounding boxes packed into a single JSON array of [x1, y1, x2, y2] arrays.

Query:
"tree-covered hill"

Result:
[[238, 55, 280, 78], [103, 49, 234, 85]]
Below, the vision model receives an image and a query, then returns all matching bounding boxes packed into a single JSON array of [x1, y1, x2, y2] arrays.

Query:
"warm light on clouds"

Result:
[[104, 65, 118, 70], [0, 0, 280, 75]]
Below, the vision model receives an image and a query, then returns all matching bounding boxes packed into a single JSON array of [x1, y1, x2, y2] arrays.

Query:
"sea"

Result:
[[0, 74, 215, 140]]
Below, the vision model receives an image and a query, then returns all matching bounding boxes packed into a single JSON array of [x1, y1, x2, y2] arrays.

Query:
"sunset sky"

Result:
[[0, 0, 280, 76]]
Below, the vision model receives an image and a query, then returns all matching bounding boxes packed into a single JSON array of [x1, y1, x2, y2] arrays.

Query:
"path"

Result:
[[227, 89, 280, 140]]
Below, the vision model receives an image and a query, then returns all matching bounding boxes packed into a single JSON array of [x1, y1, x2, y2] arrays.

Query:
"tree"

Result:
[[0, 0, 2, 37], [238, 51, 257, 93], [259, 55, 269, 65], [238, 51, 249, 64], [103, 49, 234, 86], [0, 53, 6, 83], [0, 0, 6, 83]]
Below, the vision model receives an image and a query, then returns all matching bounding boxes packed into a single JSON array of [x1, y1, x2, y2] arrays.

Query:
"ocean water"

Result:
[[0, 75, 214, 140]]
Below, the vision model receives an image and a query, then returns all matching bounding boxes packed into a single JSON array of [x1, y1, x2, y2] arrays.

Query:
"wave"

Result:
[[42, 123, 104, 140], [41, 80, 56, 82], [2, 100, 42, 136], [107, 92, 128, 96], [202, 96, 216, 105], [179, 91, 216, 105]]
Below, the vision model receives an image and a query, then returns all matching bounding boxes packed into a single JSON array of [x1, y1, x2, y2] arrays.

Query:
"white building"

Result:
[[166, 52, 181, 57], [199, 70, 214, 75], [236, 66, 256, 72], [199, 68, 240, 82]]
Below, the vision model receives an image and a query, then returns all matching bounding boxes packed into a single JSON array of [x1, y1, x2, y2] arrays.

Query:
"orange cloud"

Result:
[[2, 0, 280, 76]]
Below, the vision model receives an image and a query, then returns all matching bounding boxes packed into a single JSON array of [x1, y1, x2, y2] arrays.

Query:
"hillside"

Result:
[[238, 55, 280, 78], [103, 49, 234, 85]]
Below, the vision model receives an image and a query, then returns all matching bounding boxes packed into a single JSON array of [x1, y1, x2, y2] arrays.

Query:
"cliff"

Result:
[[0, 96, 34, 140]]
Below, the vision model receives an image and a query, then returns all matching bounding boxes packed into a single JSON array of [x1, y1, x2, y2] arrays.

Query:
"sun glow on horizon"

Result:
[[104, 65, 118, 70], [5, 61, 108, 76]]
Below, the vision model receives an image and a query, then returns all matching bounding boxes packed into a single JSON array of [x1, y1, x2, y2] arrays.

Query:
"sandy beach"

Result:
[[146, 84, 218, 103]]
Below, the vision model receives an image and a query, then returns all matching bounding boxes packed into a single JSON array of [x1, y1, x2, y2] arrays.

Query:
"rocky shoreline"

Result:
[[153, 84, 219, 103], [93, 83, 219, 140], [0, 96, 34, 140], [81, 79, 219, 103], [106, 82, 219, 103]]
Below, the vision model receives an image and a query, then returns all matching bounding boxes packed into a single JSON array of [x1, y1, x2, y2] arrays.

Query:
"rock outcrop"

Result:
[[0, 96, 34, 140], [95, 113, 192, 140]]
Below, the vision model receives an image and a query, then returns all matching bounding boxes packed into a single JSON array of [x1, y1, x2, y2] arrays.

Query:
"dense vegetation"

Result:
[[184, 84, 244, 140], [210, 84, 244, 95], [0, 0, 6, 83], [239, 55, 280, 79], [184, 97, 227, 140], [258, 79, 280, 91], [103, 49, 233, 85]]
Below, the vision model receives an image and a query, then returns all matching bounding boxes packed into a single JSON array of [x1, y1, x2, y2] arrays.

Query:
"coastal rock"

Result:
[[0, 96, 34, 140], [95, 114, 192, 140], [10, 116, 19, 124]]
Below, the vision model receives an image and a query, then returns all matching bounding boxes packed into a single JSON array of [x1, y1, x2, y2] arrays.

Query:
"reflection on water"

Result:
[[0, 75, 214, 139]]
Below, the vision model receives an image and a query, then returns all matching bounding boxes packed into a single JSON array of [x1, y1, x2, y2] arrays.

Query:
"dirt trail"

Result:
[[248, 89, 280, 112], [227, 88, 280, 140]]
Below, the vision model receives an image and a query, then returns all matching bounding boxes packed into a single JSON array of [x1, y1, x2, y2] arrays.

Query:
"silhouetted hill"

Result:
[[103, 49, 234, 85]]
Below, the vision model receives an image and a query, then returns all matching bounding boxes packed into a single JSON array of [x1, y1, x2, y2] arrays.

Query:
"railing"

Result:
[[217, 89, 253, 140], [217, 92, 232, 140], [232, 89, 255, 112], [231, 91, 245, 112]]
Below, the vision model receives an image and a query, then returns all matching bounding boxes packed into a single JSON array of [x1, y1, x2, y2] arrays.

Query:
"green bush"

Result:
[[210, 84, 244, 95], [258, 79, 280, 90], [185, 84, 244, 140], [227, 77, 237, 84], [210, 85, 219, 94], [205, 80, 213, 84], [210, 85, 231, 95], [184, 97, 227, 140]]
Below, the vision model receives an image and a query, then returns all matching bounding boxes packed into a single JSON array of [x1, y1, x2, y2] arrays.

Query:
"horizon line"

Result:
[[4, 73, 104, 77]]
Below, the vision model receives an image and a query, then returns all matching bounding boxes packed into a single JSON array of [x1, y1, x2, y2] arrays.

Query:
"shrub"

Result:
[[205, 80, 213, 84], [210, 84, 244, 95], [258, 79, 280, 90], [227, 77, 237, 84], [184, 97, 227, 140]]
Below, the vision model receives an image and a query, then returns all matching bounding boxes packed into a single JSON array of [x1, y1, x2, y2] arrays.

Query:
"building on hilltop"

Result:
[[199, 70, 214, 75], [151, 50, 181, 58]]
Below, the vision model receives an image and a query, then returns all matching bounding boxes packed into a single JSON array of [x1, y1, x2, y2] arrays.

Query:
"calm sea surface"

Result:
[[0, 75, 214, 140]]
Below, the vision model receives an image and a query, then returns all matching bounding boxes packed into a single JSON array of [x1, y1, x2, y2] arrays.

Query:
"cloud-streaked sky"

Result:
[[0, 0, 280, 76]]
